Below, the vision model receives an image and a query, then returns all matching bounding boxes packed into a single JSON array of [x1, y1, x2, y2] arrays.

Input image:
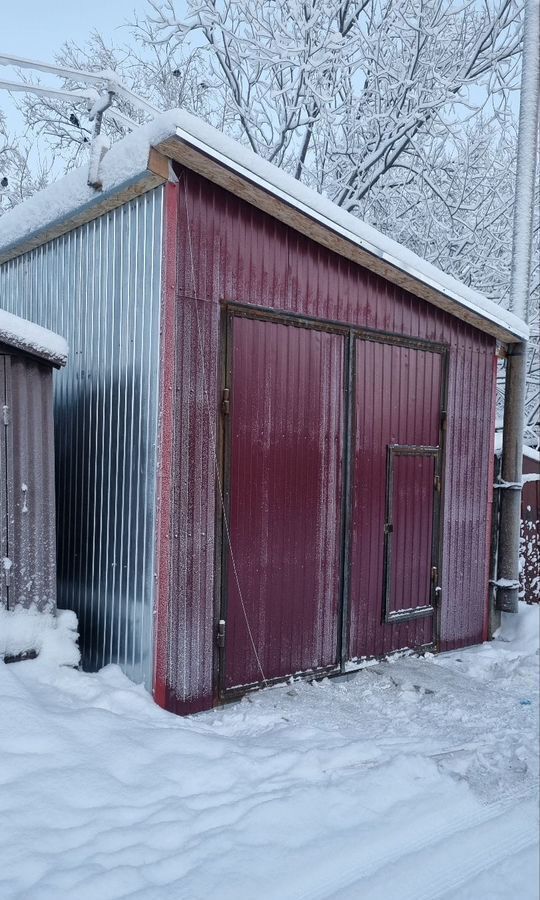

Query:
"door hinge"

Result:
[[221, 388, 230, 415], [216, 619, 226, 648], [434, 474, 441, 493], [441, 410, 447, 431], [384, 522, 393, 534], [431, 566, 438, 584], [2, 405, 9, 426]]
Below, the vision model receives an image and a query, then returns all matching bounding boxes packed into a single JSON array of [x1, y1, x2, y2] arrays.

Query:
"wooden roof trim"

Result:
[[157, 135, 520, 345]]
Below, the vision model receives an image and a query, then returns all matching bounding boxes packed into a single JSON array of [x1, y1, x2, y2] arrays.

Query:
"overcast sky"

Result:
[[2, 0, 143, 58]]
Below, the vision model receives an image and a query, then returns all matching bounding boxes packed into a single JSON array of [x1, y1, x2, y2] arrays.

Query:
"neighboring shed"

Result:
[[521, 448, 540, 602], [0, 110, 528, 714], [495, 435, 540, 603], [0, 309, 67, 625]]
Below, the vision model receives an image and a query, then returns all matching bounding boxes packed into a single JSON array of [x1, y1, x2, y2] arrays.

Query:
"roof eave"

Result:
[[0, 124, 527, 345], [0, 150, 169, 268], [156, 130, 527, 345]]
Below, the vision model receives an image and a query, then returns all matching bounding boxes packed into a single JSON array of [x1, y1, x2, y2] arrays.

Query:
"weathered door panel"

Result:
[[223, 315, 344, 692], [349, 340, 443, 659]]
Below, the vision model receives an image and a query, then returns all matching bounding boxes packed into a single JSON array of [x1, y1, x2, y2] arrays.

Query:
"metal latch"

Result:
[[222, 388, 230, 415], [2, 405, 9, 426], [216, 619, 226, 648]]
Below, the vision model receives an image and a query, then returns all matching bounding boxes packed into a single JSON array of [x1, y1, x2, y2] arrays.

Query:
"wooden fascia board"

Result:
[[156, 134, 518, 346], [0, 149, 169, 267]]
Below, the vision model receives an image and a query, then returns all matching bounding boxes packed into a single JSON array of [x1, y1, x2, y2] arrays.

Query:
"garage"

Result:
[[0, 111, 527, 713]]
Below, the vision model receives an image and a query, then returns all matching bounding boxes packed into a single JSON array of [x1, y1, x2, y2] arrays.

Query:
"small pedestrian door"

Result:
[[348, 339, 443, 658], [221, 315, 345, 692]]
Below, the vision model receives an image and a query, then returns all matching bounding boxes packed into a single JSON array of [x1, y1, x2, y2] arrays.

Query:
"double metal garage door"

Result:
[[219, 309, 446, 695]]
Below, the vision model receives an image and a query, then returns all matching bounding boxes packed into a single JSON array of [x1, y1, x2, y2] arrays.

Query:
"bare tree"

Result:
[[0, 111, 51, 211]]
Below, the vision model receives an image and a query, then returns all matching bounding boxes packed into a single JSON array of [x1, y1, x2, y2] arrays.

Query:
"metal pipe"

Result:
[[495, 0, 539, 614], [0, 53, 159, 117], [496, 342, 528, 612], [0, 78, 138, 129]]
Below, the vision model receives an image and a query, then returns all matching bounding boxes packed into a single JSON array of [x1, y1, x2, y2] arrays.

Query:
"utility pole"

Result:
[[496, 0, 539, 614]]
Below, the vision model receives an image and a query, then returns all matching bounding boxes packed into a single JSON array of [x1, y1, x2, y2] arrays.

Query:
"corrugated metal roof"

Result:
[[0, 109, 528, 343]]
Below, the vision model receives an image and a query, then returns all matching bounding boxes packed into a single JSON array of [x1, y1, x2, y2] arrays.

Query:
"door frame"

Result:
[[215, 302, 449, 698]]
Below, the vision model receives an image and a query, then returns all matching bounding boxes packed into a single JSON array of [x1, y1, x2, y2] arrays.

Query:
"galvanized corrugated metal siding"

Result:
[[167, 168, 496, 707], [5, 355, 56, 610], [0, 187, 164, 685]]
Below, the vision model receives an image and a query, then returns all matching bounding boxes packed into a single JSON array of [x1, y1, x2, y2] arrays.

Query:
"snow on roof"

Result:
[[0, 112, 179, 254], [0, 109, 528, 342], [0, 308, 68, 366]]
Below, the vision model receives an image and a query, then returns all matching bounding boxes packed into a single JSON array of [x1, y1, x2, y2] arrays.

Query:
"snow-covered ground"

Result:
[[0, 606, 538, 900]]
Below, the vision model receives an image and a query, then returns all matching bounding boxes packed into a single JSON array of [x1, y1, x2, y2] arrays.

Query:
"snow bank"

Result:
[[0, 109, 527, 341], [0, 607, 79, 667], [0, 598, 537, 899], [497, 602, 540, 655], [0, 308, 68, 365]]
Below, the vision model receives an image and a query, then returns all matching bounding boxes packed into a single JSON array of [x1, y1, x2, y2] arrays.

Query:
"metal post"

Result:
[[495, 0, 539, 614], [496, 342, 528, 612]]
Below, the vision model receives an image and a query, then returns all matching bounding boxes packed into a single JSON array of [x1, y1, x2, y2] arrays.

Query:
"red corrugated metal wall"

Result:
[[157, 170, 497, 713]]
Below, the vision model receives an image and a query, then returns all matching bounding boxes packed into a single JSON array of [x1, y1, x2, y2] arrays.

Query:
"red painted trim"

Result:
[[483, 353, 498, 642], [153, 181, 179, 709]]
